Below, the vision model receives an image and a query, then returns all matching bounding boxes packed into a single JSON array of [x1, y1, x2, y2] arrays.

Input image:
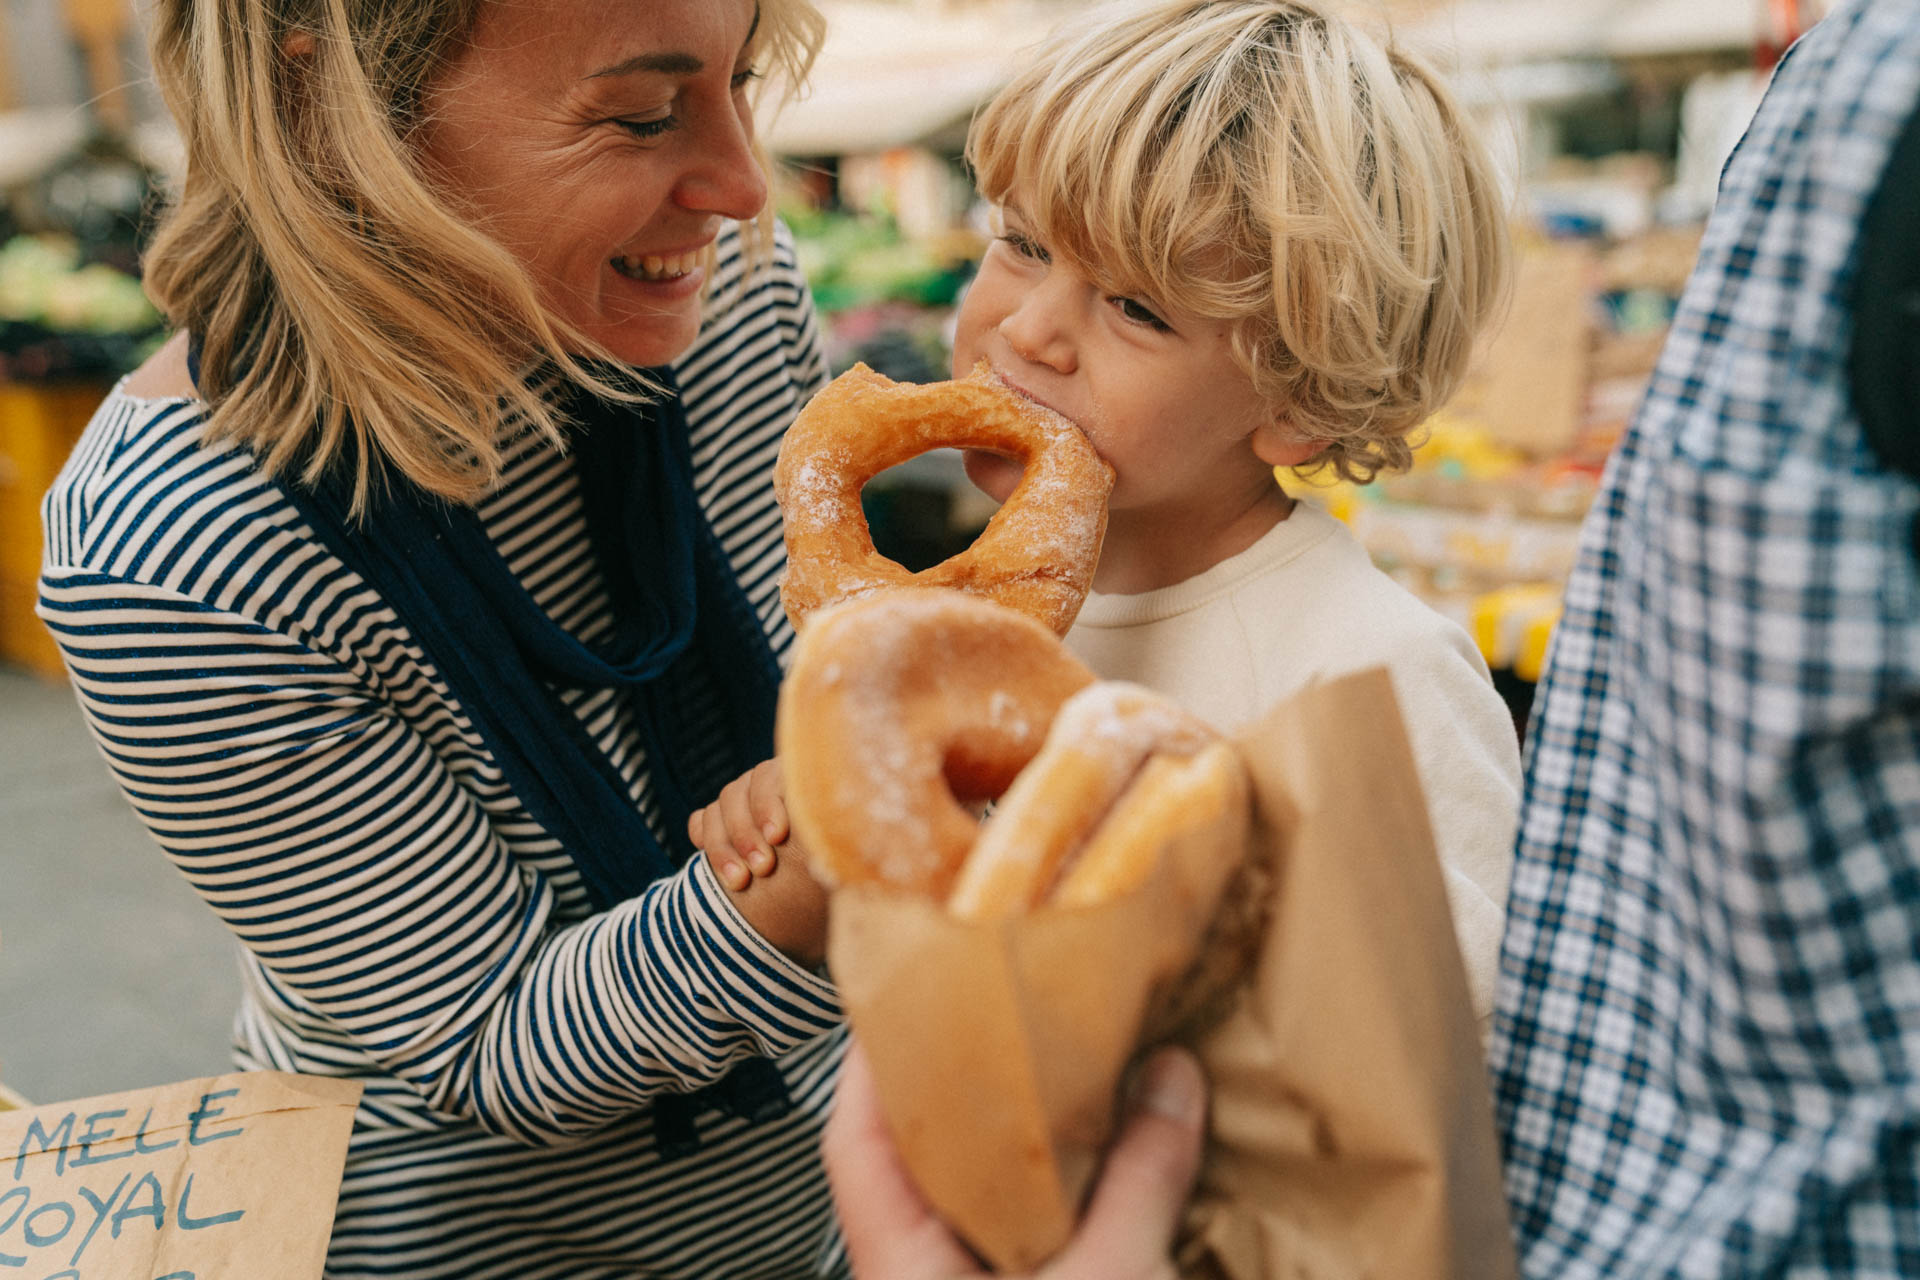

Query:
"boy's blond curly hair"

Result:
[[968, 0, 1511, 482]]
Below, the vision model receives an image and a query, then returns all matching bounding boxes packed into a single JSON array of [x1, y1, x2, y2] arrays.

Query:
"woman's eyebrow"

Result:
[[586, 5, 760, 81], [588, 51, 703, 79]]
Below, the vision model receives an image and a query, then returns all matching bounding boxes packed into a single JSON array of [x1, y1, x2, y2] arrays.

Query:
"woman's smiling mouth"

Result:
[[612, 250, 701, 282]]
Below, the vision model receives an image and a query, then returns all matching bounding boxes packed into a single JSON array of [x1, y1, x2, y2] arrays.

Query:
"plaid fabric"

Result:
[[1488, 5, 1920, 1276]]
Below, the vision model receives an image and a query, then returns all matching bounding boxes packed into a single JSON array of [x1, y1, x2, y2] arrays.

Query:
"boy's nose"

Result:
[[1000, 295, 1077, 373]]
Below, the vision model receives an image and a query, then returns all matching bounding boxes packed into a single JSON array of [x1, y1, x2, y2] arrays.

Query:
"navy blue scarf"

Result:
[[190, 343, 792, 1152]]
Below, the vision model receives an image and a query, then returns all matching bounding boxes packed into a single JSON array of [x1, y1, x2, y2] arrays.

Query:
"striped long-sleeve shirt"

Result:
[[37, 224, 850, 1279]]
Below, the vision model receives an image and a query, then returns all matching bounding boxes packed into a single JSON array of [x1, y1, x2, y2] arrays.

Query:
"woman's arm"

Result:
[[38, 567, 839, 1145]]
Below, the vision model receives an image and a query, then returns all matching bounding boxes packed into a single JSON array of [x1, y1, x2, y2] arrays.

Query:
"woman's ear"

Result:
[[1250, 416, 1321, 469]]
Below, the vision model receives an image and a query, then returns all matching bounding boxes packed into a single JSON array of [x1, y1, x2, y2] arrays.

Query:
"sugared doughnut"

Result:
[[946, 683, 1217, 921], [774, 361, 1113, 635], [776, 589, 1096, 898], [1050, 741, 1246, 910]]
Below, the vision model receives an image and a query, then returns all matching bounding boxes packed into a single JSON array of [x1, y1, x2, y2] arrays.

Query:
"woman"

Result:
[[38, 0, 844, 1275]]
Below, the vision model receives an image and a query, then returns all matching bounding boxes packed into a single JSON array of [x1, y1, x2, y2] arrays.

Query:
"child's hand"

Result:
[[690, 759, 791, 892], [690, 759, 829, 967], [716, 832, 830, 968]]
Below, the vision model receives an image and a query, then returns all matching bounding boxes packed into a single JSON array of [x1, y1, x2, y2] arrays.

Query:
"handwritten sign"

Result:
[[0, 1072, 360, 1280]]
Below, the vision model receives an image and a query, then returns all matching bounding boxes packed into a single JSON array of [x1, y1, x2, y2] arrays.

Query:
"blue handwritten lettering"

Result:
[[110, 1172, 165, 1236], [173, 1174, 243, 1232], [0, 1183, 25, 1265], [21, 1200, 73, 1248], [154, 1272, 196, 1279], [71, 1110, 134, 1169], [185, 1092, 242, 1147], [131, 1109, 178, 1157], [71, 1173, 130, 1266], [12, 1113, 74, 1181]]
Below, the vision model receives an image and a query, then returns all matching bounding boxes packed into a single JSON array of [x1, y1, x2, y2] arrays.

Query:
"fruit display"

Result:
[[0, 236, 163, 382]]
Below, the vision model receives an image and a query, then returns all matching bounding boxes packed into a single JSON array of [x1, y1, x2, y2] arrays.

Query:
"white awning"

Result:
[[765, 0, 1812, 158], [1399, 0, 1812, 65], [766, 2, 1054, 156]]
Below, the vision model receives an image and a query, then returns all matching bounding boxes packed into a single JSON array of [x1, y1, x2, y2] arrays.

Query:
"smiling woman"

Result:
[[33, 0, 862, 1276], [143, 0, 817, 510], [415, 0, 773, 369]]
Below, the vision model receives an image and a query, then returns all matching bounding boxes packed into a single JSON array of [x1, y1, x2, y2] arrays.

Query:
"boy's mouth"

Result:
[[987, 368, 1078, 430]]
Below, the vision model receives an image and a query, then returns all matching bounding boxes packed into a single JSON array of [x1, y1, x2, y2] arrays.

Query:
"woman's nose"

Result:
[[672, 100, 768, 221]]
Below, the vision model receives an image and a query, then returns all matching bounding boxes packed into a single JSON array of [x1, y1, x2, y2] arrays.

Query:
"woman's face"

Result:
[[417, 0, 766, 367]]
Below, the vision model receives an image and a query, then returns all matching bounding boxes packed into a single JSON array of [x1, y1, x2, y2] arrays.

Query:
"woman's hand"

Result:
[[824, 1042, 1208, 1279]]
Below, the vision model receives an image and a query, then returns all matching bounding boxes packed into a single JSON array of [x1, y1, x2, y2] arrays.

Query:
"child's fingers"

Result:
[[719, 777, 777, 875], [749, 761, 790, 846], [713, 856, 751, 893], [693, 803, 751, 893]]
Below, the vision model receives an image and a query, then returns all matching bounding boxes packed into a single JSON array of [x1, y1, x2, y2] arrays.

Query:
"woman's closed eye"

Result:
[[615, 69, 759, 140], [616, 113, 677, 140]]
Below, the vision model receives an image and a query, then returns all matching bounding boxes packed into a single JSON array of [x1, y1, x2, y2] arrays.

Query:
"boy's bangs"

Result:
[[970, 19, 1268, 320]]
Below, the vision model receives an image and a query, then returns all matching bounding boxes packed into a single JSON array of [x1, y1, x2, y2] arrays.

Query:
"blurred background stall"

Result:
[[0, 0, 1817, 1098]]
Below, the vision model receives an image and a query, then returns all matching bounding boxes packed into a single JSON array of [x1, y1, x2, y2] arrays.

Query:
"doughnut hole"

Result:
[[861, 449, 1004, 572]]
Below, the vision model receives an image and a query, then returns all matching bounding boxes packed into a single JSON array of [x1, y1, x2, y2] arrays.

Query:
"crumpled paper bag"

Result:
[[828, 667, 1517, 1277]]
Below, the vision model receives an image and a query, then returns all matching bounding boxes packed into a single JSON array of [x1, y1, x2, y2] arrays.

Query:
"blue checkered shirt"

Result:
[[1488, 4, 1920, 1276]]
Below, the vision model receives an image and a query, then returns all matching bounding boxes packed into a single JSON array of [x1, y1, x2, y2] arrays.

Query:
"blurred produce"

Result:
[[14, 132, 161, 277], [0, 235, 163, 381], [786, 204, 974, 315], [0, 128, 167, 383]]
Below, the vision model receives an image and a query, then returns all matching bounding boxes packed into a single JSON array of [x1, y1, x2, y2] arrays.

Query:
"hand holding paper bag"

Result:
[[825, 1042, 1208, 1280], [784, 590, 1517, 1276]]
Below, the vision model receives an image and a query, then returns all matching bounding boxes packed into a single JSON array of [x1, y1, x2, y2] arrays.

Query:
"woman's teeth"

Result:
[[613, 251, 699, 282]]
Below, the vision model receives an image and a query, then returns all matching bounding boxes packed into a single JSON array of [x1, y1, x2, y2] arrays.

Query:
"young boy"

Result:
[[697, 0, 1521, 1023]]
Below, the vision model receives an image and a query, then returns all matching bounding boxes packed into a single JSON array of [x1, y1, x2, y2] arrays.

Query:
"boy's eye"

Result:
[[1112, 295, 1171, 331], [1000, 230, 1050, 264]]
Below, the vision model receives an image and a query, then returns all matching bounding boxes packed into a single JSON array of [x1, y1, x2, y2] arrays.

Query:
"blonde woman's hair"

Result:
[[968, 0, 1510, 482], [143, 0, 824, 511]]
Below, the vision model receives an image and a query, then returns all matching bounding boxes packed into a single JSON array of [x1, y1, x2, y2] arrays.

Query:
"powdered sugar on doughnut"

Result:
[[773, 361, 1113, 635], [776, 589, 1096, 897], [947, 683, 1217, 921]]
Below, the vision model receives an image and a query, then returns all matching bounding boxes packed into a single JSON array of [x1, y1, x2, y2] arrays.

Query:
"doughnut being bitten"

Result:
[[774, 361, 1113, 635]]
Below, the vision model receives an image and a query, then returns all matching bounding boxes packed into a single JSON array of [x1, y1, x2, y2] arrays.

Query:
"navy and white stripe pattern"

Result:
[[1488, 5, 1920, 1276], [39, 224, 850, 1278]]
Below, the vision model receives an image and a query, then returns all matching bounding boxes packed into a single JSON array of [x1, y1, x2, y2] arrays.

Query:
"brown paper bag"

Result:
[[829, 667, 1516, 1277]]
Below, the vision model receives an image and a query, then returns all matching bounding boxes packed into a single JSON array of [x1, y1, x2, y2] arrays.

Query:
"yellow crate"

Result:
[[0, 381, 109, 679]]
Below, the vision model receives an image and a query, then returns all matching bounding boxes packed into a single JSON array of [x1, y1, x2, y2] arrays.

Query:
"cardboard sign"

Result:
[[0, 1072, 361, 1280]]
